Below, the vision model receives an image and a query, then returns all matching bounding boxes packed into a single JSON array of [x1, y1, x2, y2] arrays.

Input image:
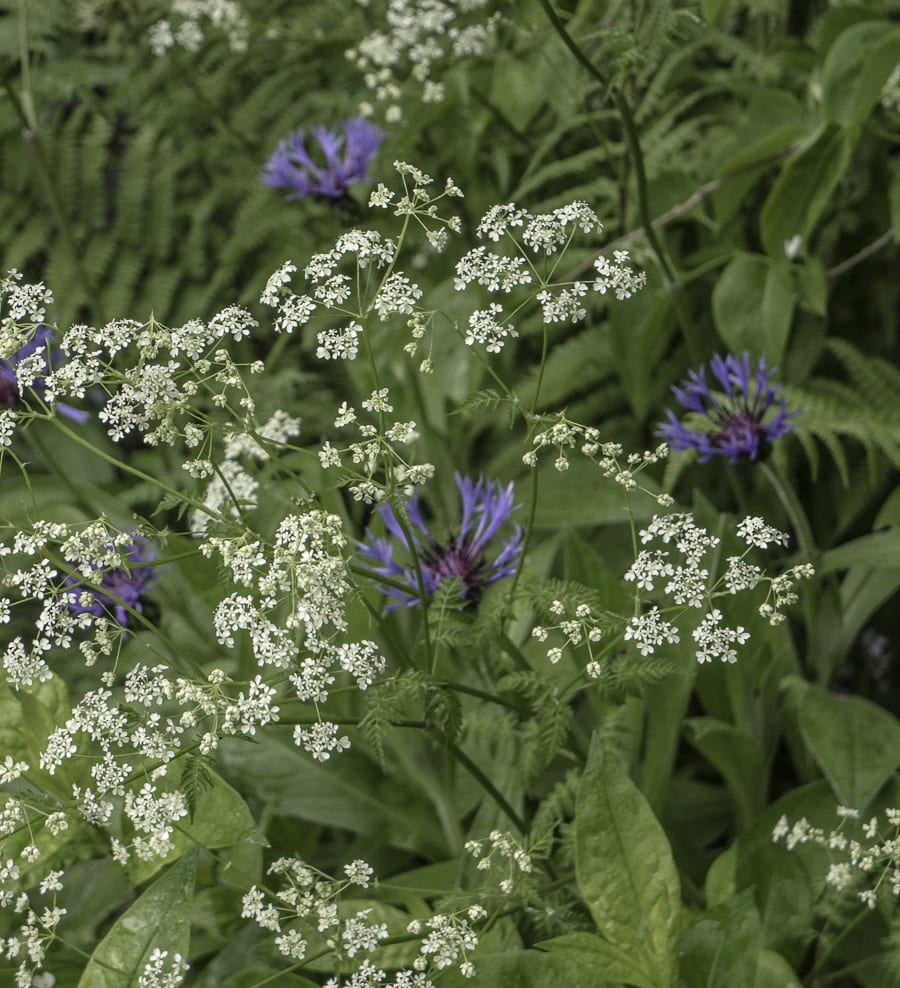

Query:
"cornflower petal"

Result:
[[658, 352, 797, 464], [64, 535, 157, 628], [262, 118, 384, 201], [0, 325, 88, 423], [358, 474, 521, 608]]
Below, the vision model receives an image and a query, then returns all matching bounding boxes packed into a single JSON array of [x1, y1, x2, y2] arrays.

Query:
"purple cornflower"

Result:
[[658, 352, 796, 463], [358, 474, 523, 608], [65, 536, 156, 628], [262, 117, 384, 201], [1, 325, 87, 423]]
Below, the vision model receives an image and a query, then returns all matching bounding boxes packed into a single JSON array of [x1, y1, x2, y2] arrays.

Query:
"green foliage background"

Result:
[[2, 0, 900, 985]]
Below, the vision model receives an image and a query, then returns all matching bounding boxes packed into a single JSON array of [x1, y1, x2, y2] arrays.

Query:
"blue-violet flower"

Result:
[[65, 536, 157, 627], [358, 474, 523, 607], [262, 117, 384, 201], [1, 325, 88, 423], [658, 352, 796, 463]]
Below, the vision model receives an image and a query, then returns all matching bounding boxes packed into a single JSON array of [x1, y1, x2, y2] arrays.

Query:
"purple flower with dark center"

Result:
[[358, 474, 523, 608], [658, 352, 797, 463], [262, 117, 384, 201], [65, 536, 156, 628], [1, 325, 88, 423]]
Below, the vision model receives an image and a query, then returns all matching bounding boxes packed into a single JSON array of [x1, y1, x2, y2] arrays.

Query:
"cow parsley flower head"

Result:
[[359, 474, 522, 607], [1, 325, 88, 423], [658, 352, 796, 463], [262, 118, 384, 201], [65, 535, 157, 627]]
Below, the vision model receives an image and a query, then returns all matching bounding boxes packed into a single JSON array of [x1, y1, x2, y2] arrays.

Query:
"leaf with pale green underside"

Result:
[[679, 889, 760, 988], [77, 849, 197, 988], [821, 20, 900, 127], [439, 943, 616, 987], [760, 124, 852, 259], [787, 678, 900, 809], [126, 766, 261, 884], [572, 738, 681, 988]]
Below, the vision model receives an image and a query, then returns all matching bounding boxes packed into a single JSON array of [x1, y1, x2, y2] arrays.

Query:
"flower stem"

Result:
[[442, 737, 527, 834], [533, 0, 701, 362]]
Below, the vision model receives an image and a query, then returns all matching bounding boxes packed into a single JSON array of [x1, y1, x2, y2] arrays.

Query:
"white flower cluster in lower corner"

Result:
[[1, 865, 67, 988], [773, 805, 900, 910]]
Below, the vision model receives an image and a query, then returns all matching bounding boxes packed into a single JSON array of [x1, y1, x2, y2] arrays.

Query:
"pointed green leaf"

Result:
[[685, 718, 765, 829], [539, 932, 658, 988], [891, 166, 900, 240], [439, 943, 616, 988], [77, 850, 197, 988], [711, 253, 769, 354], [790, 679, 900, 808], [760, 125, 852, 259], [762, 261, 794, 362], [701, 0, 726, 23], [753, 951, 801, 988], [223, 972, 317, 988], [819, 529, 900, 573], [574, 738, 681, 988], [218, 735, 447, 857], [126, 767, 261, 884], [822, 21, 900, 127], [679, 890, 760, 988]]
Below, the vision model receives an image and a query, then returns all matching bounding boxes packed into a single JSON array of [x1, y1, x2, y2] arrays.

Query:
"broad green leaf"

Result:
[[218, 735, 448, 857], [891, 165, 900, 240], [223, 971, 317, 988], [684, 718, 764, 830], [758, 879, 813, 973], [0, 677, 73, 799], [701, 0, 726, 23], [796, 258, 828, 316], [838, 567, 900, 671], [77, 849, 197, 988], [874, 486, 900, 529], [711, 91, 806, 227], [761, 260, 794, 362], [704, 845, 737, 909], [788, 678, 900, 808], [302, 900, 420, 972], [440, 942, 616, 988], [735, 782, 835, 967], [822, 21, 900, 126], [819, 528, 900, 572], [640, 634, 697, 813], [679, 889, 760, 988], [574, 738, 681, 988], [760, 125, 852, 259], [538, 933, 656, 988], [126, 767, 261, 884], [610, 285, 675, 421], [754, 950, 801, 988], [711, 253, 768, 354], [533, 457, 659, 529]]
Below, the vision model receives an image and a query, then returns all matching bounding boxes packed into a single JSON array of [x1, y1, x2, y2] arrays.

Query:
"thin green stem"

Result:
[[498, 632, 532, 672], [443, 738, 527, 834], [760, 461, 815, 560], [534, 0, 701, 362], [504, 462, 538, 617], [440, 680, 525, 712], [45, 413, 226, 526]]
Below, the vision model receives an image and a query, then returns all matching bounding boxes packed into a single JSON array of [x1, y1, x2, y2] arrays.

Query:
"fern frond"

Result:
[[179, 753, 215, 822]]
